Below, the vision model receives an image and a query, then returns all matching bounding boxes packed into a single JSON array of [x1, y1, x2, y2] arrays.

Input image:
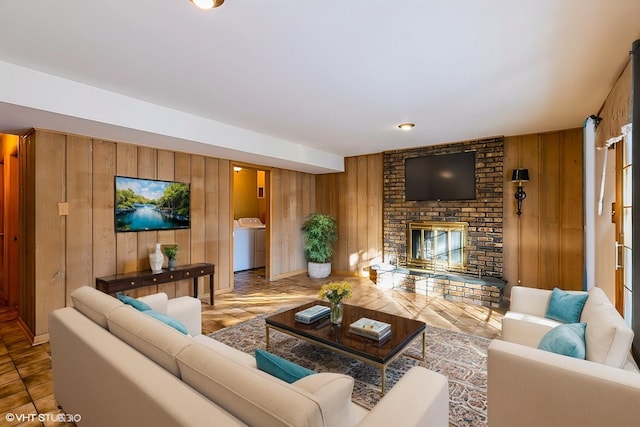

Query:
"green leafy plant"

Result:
[[163, 245, 178, 260], [301, 213, 338, 263]]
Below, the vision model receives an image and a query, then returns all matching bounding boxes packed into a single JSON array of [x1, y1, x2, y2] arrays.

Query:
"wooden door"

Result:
[[7, 152, 19, 307]]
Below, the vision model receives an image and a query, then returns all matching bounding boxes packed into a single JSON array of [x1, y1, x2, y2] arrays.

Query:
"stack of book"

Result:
[[295, 305, 331, 324], [349, 317, 391, 341]]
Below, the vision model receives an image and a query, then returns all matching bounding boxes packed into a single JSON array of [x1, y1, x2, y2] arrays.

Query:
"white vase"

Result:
[[149, 243, 164, 273]]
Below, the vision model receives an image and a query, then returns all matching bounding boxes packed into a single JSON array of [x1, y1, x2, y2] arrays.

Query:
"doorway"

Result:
[[0, 134, 20, 308], [231, 165, 270, 278]]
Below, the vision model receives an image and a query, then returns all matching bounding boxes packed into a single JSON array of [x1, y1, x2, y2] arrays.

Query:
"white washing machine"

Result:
[[233, 218, 266, 271], [254, 228, 266, 268], [233, 226, 252, 272]]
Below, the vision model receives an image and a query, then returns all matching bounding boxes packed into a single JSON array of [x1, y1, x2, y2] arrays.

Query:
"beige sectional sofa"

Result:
[[488, 286, 640, 427], [50, 286, 450, 427]]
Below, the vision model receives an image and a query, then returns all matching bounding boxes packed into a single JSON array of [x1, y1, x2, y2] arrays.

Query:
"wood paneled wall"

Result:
[[317, 141, 583, 289], [16, 127, 585, 340], [503, 129, 584, 293], [18, 129, 317, 340], [19, 131, 66, 341], [20, 130, 233, 341], [315, 153, 383, 276], [269, 168, 315, 280]]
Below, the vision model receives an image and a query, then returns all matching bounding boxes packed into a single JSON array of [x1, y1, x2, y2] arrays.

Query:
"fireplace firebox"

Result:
[[406, 221, 468, 271]]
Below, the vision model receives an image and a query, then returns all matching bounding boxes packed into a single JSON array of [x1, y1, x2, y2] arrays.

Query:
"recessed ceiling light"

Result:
[[191, 0, 224, 10], [398, 122, 415, 130]]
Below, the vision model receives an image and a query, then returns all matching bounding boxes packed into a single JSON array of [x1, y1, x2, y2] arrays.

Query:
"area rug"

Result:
[[209, 315, 490, 426]]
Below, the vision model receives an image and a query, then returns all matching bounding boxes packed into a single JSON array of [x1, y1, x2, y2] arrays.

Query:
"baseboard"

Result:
[[16, 317, 50, 346], [332, 270, 360, 277], [270, 269, 307, 280]]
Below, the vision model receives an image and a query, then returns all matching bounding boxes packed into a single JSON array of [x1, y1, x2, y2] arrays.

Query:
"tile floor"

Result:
[[0, 268, 504, 426]]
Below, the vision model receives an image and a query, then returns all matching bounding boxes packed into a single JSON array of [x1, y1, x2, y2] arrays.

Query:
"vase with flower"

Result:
[[318, 281, 352, 325]]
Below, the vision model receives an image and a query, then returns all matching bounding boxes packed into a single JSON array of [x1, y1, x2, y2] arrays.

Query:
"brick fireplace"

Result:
[[407, 221, 468, 271], [381, 137, 505, 307]]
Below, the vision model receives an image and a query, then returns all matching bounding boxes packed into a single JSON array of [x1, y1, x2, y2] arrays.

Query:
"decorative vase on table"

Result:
[[330, 301, 343, 325], [149, 243, 164, 273], [319, 281, 352, 326]]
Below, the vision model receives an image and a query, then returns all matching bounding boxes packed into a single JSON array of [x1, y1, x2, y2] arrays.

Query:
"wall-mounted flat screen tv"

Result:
[[405, 151, 476, 201], [115, 176, 190, 232]]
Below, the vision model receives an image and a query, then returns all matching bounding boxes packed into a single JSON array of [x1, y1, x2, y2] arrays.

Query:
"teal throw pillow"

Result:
[[143, 310, 189, 335], [545, 288, 588, 324], [255, 349, 315, 383], [117, 293, 152, 312], [538, 322, 587, 359]]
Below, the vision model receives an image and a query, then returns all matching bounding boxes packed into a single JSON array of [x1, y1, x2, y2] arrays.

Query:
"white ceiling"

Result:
[[0, 1, 639, 173]]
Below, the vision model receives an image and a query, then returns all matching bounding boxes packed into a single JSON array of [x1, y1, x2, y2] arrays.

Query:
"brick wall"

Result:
[[383, 137, 504, 278]]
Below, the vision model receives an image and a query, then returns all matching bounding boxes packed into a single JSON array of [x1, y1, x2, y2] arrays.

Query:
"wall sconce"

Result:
[[511, 169, 529, 216]]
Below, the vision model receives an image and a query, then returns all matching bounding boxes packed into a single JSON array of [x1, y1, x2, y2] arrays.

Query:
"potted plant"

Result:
[[301, 213, 338, 279], [163, 245, 179, 269]]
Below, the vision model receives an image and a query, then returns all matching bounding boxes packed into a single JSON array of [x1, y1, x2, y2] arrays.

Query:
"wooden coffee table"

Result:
[[265, 301, 426, 394]]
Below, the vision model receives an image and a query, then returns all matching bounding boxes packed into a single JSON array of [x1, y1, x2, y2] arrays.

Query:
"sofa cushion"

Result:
[[509, 287, 553, 317], [107, 306, 192, 377], [545, 288, 588, 324], [71, 286, 124, 328], [581, 287, 634, 368], [117, 292, 152, 312], [255, 349, 315, 383], [294, 373, 356, 427], [192, 335, 257, 367], [177, 341, 353, 427], [581, 286, 610, 315], [537, 323, 587, 359], [166, 296, 203, 337], [143, 310, 189, 335], [502, 312, 562, 348], [137, 292, 169, 314]]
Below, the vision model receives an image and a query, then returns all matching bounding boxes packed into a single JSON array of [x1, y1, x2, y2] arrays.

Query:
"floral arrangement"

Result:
[[318, 281, 352, 304]]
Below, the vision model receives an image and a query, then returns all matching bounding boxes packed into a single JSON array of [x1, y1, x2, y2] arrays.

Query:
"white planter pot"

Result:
[[308, 262, 331, 279]]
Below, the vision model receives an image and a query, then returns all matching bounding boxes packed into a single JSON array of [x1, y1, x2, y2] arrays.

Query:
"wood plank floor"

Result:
[[203, 268, 505, 337], [0, 268, 504, 425]]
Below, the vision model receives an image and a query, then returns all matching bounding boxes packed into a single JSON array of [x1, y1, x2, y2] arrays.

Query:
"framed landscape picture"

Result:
[[115, 176, 190, 232]]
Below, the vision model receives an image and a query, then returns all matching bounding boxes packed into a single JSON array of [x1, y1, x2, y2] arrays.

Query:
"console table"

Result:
[[96, 263, 215, 305]]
